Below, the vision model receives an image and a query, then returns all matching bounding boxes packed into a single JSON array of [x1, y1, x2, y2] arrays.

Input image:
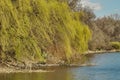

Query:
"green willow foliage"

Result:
[[0, 0, 91, 62]]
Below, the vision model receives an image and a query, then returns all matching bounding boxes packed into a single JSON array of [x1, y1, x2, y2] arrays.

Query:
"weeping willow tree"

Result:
[[0, 0, 91, 63]]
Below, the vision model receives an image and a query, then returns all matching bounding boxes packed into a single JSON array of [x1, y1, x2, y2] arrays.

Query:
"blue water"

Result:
[[71, 52, 120, 80], [0, 52, 120, 80]]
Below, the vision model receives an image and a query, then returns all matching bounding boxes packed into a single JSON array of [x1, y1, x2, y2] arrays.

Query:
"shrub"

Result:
[[110, 42, 120, 49]]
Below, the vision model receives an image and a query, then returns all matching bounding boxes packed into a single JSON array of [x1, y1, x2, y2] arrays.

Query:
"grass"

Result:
[[0, 0, 91, 63]]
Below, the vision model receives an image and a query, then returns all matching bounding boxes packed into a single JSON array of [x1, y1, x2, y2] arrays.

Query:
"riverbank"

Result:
[[0, 50, 119, 73], [0, 66, 49, 73], [0, 63, 96, 73], [84, 50, 120, 55]]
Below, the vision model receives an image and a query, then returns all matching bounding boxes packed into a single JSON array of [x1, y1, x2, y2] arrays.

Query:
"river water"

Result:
[[0, 52, 120, 80]]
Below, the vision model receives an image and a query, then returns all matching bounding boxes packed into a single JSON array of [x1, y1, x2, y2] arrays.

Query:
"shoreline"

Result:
[[0, 50, 119, 73], [84, 50, 120, 55], [0, 67, 49, 73], [0, 63, 96, 73]]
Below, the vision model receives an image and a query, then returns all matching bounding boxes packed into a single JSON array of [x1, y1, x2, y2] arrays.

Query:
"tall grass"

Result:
[[0, 0, 91, 63]]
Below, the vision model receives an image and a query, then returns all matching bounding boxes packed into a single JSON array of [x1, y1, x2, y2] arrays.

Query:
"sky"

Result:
[[81, 0, 120, 17]]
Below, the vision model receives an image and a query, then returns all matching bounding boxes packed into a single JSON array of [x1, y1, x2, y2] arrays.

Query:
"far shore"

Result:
[[84, 50, 120, 55]]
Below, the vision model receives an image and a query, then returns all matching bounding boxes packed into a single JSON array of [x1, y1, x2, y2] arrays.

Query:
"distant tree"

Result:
[[68, 0, 80, 10]]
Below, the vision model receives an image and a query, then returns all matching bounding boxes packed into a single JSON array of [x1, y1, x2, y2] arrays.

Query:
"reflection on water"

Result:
[[0, 69, 73, 80], [0, 52, 120, 80]]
